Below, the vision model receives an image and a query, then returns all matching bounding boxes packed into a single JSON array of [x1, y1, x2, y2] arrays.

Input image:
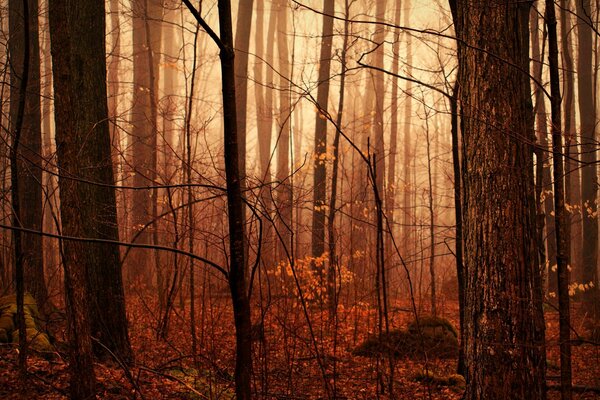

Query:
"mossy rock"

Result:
[[11, 328, 54, 353], [414, 370, 465, 390], [408, 315, 458, 338], [0, 293, 39, 317], [353, 327, 458, 359]]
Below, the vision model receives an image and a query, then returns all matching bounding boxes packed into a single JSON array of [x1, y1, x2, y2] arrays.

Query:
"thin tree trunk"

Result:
[[402, 0, 413, 258], [9, 0, 32, 379], [425, 111, 436, 316], [576, 0, 600, 332], [182, 1, 253, 397], [255, 0, 275, 265], [312, 0, 334, 266], [560, 0, 582, 279], [546, 2, 572, 398], [275, 0, 292, 261], [9, 0, 47, 310], [130, 0, 162, 285], [372, 0, 386, 195], [327, 0, 350, 314], [450, 81, 465, 376], [531, 8, 556, 297], [386, 2, 401, 262]]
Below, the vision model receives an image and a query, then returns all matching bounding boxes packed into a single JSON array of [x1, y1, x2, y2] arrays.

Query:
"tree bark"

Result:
[[545, 1, 573, 398], [560, 0, 582, 280], [450, 1, 547, 398], [254, 0, 276, 264], [129, 0, 163, 284], [217, 0, 253, 396], [49, 0, 132, 366], [9, 0, 47, 310], [575, 0, 600, 329], [275, 0, 292, 261], [312, 0, 334, 264], [530, 4, 557, 297]]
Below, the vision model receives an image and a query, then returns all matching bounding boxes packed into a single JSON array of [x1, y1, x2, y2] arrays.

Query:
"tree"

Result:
[[49, 0, 132, 370], [183, 0, 253, 397], [129, 0, 163, 284], [234, 0, 253, 190], [312, 0, 334, 265], [449, 0, 547, 398], [575, 0, 599, 333], [560, 0, 582, 278], [9, 0, 47, 310], [275, 0, 293, 261]]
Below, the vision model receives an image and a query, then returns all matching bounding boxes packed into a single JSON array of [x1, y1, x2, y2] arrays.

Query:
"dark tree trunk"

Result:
[[183, 0, 253, 398], [9, 0, 47, 310], [48, 0, 102, 396], [575, 0, 600, 329], [312, 0, 334, 266], [49, 0, 132, 366], [545, 1, 572, 398], [530, 5, 557, 296], [218, 0, 253, 396], [450, 81, 465, 376], [560, 0, 582, 279], [450, 1, 547, 398]]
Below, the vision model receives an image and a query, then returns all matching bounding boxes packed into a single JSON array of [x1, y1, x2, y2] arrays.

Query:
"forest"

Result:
[[0, 0, 599, 399]]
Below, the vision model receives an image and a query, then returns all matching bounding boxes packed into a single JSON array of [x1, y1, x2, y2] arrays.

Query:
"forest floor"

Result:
[[0, 295, 599, 399]]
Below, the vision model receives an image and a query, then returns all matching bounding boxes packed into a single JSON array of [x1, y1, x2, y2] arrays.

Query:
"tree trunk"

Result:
[[545, 1, 572, 398], [530, 4, 557, 297], [575, 0, 600, 329], [234, 0, 253, 193], [49, 0, 132, 365], [275, 0, 292, 261], [385, 2, 401, 263], [311, 0, 334, 265], [129, 0, 162, 285], [450, 81, 466, 376], [402, 0, 413, 258], [254, 0, 275, 264], [450, 1, 547, 398], [48, 0, 110, 395], [218, 0, 253, 396], [560, 0, 582, 280], [372, 0, 386, 195], [9, 0, 47, 310]]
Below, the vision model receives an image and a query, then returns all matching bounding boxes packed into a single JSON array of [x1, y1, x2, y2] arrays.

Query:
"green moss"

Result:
[[11, 328, 54, 352]]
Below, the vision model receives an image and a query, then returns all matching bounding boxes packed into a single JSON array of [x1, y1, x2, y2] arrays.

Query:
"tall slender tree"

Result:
[[9, 0, 47, 309], [449, 0, 547, 398], [575, 0, 599, 332], [560, 0, 582, 277], [129, 0, 163, 284], [311, 0, 334, 265], [275, 0, 293, 261]]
